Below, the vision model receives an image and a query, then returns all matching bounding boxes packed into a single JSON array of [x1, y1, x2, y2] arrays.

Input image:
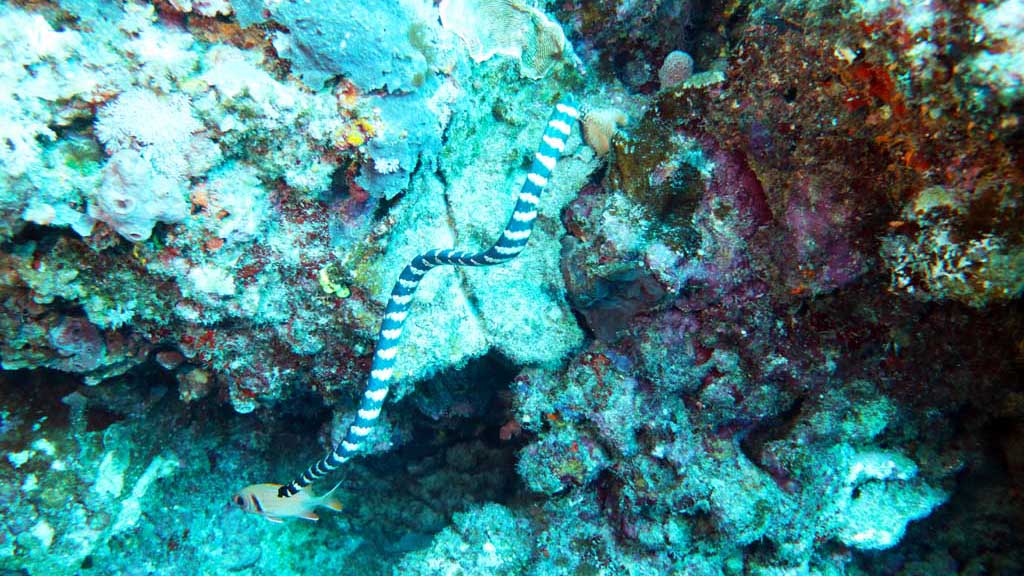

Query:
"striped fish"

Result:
[[232, 482, 342, 523], [274, 96, 581, 498]]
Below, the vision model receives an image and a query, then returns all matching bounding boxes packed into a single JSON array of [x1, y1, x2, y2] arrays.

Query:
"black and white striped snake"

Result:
[[278, 97, 581, 497]]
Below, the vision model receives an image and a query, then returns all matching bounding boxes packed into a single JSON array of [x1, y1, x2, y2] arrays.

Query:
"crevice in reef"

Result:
[[407, 351, 518, 438], [0, 369, 78, 435], [738, 395, 806, 490], [386, 350, 524, 488], [853, 413, 1024, 572], [259, 349, 526, 534], [315, 351, 527, 555]]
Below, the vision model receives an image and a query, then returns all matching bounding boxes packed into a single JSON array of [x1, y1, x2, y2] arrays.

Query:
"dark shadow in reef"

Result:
[[0, 364, 176, 438], [0, 369, 79, 443], [355, 350, 525, 548], [264, 350, 527, 559], [1, 337, 525, 573], [852, 414, 1024, 574], [847, 299, 1024, 574]]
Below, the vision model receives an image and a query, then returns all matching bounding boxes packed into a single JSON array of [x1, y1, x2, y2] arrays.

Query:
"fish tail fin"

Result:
[[318, 478, 345, 512], [323, 497, 343, 512]]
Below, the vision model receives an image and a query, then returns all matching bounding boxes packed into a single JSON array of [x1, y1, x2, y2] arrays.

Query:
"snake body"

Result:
[[279, 97, 580, 497]]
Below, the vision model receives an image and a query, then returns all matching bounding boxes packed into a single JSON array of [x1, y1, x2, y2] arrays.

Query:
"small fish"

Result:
[[231, 482, 343, 524]]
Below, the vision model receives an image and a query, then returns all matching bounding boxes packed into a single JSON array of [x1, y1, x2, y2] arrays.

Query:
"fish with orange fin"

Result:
[[231, 481, 343, 524]]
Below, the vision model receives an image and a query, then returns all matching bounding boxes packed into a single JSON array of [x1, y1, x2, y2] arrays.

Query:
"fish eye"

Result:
[[232, 495, 244, 507]]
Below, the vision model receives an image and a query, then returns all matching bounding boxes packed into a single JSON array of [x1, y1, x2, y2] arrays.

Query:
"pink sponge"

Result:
[[89, 150, 188, 242], [658, 50, 695, 87]]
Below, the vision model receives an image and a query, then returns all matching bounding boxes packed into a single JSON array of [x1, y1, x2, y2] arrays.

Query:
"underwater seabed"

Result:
[[1, 0, 1023, 574]]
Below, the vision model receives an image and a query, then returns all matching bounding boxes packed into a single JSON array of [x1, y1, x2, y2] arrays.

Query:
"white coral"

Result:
[[968, 0, 1024, 105], [438, 0, 575, 78], [831, 448, 947, 551], [204, 162, 268, 241], [168, 0, 233, 17], [374, 157, 402, 174], [96, 89, 200, 151], [0, 7, 79, 178], [187, 265, 236, 297], [125, 28, 198, 90], [95, 87, 218, 186]]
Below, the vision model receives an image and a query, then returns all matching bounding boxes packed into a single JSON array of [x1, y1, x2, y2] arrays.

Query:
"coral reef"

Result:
[[0, 0, 1021, 575], [439, 0, 578, 79]]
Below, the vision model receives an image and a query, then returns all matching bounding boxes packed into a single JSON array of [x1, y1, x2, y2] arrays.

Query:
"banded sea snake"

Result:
[[277, 96, 581, 498]]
